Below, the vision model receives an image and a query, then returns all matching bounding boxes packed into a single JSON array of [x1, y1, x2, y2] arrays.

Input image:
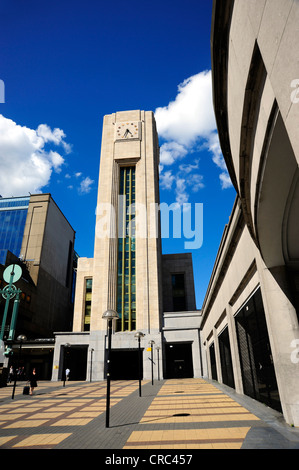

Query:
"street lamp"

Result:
[[149, 340, 155, 385], [134, 332, 145, 397], [63, 343, 70, 387], [156, 346, 161, 381], [12, 334, 27, 399], [102, 309, 119, 428], [90, 348, 94, 382]]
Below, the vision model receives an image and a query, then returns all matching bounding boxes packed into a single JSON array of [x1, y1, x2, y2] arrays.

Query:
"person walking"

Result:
[[8, 366, 14, 384], [29, 368, 38, 395]]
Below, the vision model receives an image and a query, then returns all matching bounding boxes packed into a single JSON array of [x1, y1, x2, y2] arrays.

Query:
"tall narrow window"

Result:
[[84, 278, 92, 331], [117, 167, 136, 331], [172, 273, 186, 311]]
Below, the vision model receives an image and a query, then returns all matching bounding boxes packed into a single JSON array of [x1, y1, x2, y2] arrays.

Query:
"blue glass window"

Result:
[[0, 198, 29, 265]]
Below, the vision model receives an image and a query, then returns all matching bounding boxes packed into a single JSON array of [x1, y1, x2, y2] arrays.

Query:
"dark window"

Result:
[[235, 288, 281, 412], [219, 327, 235, 389], [171, 273, 186, 311], [209, 343, 217, 380]]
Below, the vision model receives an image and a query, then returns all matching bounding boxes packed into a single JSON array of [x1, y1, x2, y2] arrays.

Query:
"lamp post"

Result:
[[149, 340, 155, 385], [156, 346, 160, 381], [134, 332, 145, 397], [90, 348, 94, 382], [63, 343, 70, 387], [102, 309, 119, 428], [12, 334, 26, 399]]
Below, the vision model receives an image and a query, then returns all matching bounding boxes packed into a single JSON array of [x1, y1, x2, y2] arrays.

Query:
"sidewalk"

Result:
[[0, 378, 298, 452]]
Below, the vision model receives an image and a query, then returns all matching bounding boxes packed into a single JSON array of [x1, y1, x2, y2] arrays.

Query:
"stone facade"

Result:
[[202, 0, 299, 426], [52, 110, 202, 382]]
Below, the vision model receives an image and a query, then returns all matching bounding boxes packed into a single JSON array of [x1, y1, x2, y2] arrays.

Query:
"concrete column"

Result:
[[257, 257, 299, 426]]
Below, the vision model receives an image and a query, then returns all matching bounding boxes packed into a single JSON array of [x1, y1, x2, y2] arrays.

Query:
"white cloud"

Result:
[[160, 141, 188, 166], [155, 71, 216, 147], [219, 172, 233, 189], [206, 133, 233, 188], [49, 150, 64, 172], [37, 124, 72, 153], [155, 71, 232, 191], [159, 159, 204, 205], [207, 132, 227, 171], [79, 176, 94, 194], [0, 114, 68, 197], [159, 169, 175, 190]]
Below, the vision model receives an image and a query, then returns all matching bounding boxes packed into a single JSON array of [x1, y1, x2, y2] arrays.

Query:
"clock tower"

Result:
[[70, 110, 163, 379]]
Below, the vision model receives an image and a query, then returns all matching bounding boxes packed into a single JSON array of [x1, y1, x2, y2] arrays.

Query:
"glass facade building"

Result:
[[116, 166, 136, 331], [0, 197, 30, 265]]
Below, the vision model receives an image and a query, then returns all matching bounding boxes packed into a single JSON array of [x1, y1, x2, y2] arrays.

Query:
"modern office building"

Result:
[[201, 0, 299, 427], [0, 196, 30, 266], [52, 110, 201, 382], [0, 194, 76, 379]]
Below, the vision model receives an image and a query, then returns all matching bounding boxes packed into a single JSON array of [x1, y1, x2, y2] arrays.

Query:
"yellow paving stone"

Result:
[[13, 433, 72, 447], [4, 419, 49, 428], [0, 414, 26, 420], [55, 406, 77, 410], [13, 407, 41, 412], [26, 412, 65, 419], [0, 436, 17, 446], [81, 405, 105, 411], [7, 408, 32, 413], [51, 418, 93, 426], [124, 426, 251, 449], [68, 411, 101, 418]]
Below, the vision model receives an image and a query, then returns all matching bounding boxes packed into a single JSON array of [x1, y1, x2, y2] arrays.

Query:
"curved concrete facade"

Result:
[[201, 0, 299, 427]]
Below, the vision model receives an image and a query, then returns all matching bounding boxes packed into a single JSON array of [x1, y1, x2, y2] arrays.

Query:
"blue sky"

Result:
[[0, 0, 236, 308]]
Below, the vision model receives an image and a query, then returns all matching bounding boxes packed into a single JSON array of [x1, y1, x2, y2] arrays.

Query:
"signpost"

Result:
[[0, 264, 22, 344]]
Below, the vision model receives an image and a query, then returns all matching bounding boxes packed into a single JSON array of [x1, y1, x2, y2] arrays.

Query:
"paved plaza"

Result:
[[0, 378, 299, 454]]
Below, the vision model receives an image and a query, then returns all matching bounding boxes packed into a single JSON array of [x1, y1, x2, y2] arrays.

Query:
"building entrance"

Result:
[[61, 345, 88, 381], [109, 349, 141, 380], [164, 342, 193, 379]]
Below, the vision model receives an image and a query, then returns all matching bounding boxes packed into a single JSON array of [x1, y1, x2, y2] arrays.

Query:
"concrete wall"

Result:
[[19, 194, 75, 336], [210, 0, 299, 426], [161, 253, 196, 312]]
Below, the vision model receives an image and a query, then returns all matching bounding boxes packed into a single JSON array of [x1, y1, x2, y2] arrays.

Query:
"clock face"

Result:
[[115, 121, 141, 141]]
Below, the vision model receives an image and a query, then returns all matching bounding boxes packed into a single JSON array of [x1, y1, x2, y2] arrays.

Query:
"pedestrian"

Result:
[[65, 368, 70, 381], [19, 366, 25, 380], [8, 366, 14, 383], [29, 368, 38, 395]]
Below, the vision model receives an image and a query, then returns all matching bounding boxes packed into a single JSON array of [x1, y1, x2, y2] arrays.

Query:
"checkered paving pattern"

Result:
[[0, 380, 142, 448], [0, 378, 298, 449], [124, 379, 259, 449]]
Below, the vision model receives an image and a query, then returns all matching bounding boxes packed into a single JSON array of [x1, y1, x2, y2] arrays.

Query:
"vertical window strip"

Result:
[[84, 278, 92, 331], [117, 167, 136, 331]]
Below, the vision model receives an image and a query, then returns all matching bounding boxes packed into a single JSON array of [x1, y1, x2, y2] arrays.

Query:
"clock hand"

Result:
[[123, 129, 133, 138]]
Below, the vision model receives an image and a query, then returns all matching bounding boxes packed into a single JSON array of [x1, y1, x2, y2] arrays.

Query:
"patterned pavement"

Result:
[[0, 378, 298, 451]]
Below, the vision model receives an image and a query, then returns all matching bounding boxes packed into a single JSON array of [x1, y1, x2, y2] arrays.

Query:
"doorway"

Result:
[[61, 345, 88, 381], [109, 349, 141, 380], [165, 342, 193, 379]]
